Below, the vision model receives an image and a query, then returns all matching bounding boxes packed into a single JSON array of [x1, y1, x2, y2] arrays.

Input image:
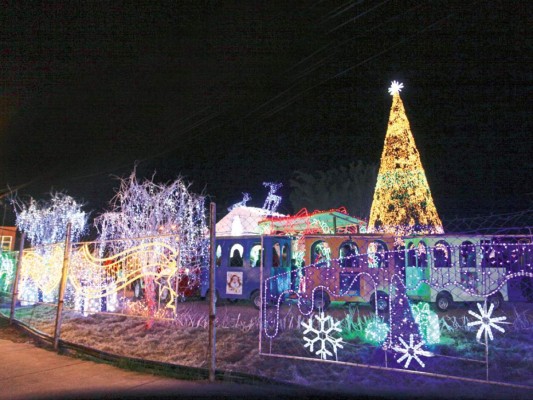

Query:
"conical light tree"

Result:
[[368, 81, 443, 235]]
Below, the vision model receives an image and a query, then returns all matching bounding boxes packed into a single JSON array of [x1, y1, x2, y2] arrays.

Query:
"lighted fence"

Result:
[[9, 234, 204, 318], [1, 233, 219, 372], [0, 243, 66, 336], [0, 251, 17, 307], [67, 235, 184, 317], [260, 241, 533, 388]]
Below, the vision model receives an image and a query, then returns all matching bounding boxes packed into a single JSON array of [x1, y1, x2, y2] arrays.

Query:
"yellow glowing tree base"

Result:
[[368, 82, 443, 235]]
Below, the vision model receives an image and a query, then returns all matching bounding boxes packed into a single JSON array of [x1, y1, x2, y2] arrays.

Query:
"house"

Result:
[[0, 226, 16, 251]]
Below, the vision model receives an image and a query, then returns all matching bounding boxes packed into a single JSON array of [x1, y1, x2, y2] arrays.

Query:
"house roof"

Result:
[[215, 206, 285, 236], [258, 208, 367, 235]]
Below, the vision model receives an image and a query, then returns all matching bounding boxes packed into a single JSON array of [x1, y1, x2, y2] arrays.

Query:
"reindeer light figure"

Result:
[[228, 193, 252, 211], [262, 182, 283, 213]]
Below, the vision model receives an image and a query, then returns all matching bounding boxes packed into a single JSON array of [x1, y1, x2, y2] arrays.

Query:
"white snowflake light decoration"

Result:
[[393, 334, 433, 369], [301, 311, 343, 360], [467, 302, 509, 342], [388, 80, 404, 96]]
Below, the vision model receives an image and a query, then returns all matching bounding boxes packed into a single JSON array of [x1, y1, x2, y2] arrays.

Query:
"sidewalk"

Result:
[[0, 337, 345, 400]]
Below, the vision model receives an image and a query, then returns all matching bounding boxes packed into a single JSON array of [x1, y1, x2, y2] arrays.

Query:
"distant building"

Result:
[[0, 226, 16, 251]]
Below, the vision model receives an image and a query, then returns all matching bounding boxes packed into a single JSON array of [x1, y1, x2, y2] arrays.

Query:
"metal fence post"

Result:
[[208, 202, 216, 382], [10, 232, 25, 324], [54, 223, 72, 350]]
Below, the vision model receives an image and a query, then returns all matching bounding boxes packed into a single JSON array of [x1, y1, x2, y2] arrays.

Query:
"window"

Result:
[[311, 240, 331, 267], [481, 240, 499, 268], [339, 241, 359, 268], [281, 244, 289, 267], [407, 242, 417, 267], [229, 243, 244, 267], [460, 241, 476, 268], [394, 242, 406, 268], [433, 241, 451, 268], [518, 238, 532, 272], [368, 241, 387, 268], [272, 243, 281, 267], [406, 242, 427, 268], [417, 242, 427, 268], [499, 238, 519, 271], [216, 245, 222, 267], [249, 244, 262, 268], [1, 236, 12, 252]]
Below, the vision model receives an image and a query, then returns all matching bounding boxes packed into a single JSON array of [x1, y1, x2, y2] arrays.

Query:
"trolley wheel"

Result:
[[313, 289, 331, 311], [488, 292, 504, 310], [436, 292, 453, 312], [250, 290, 261, 309], [370, 291, 389, 312]]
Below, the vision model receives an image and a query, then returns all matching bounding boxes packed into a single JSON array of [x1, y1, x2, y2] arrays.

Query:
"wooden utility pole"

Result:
[[53, 223, 72, 350], [208, 203, 216, 382], [258, 235, 264, 354]]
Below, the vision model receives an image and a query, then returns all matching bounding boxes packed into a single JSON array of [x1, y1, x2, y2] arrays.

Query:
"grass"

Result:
[[3, 299, 533, 399]]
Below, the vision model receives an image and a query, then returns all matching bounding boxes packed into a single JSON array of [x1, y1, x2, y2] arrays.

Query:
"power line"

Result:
[[327, 0, 393, 34]]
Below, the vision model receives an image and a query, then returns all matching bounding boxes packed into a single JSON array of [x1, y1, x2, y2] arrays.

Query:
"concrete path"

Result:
[[0, 338, 338, 400]]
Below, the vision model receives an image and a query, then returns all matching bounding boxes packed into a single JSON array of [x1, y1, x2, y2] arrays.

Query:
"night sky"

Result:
[[1, 1, 531, 227]]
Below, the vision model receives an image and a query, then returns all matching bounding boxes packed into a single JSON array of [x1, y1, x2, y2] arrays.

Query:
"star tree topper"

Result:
[[388, 80, 404, 95]]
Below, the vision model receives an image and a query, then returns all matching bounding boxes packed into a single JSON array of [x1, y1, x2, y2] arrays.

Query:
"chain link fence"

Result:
[[1, 216, 532, 393]]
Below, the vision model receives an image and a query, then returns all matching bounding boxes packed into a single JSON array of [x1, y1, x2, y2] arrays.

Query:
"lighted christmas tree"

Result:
[[368, 81, 444, 235]]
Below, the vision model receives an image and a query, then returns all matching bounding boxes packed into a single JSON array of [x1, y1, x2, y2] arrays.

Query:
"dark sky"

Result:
[[1, 1, 531, 226]]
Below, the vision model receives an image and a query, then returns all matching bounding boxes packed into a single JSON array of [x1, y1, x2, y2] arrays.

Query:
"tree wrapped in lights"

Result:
[[14, 192, 87, 246], [93, 171, 208, 322], [368, 82, 443, 235], [13, 193, 87, 304]]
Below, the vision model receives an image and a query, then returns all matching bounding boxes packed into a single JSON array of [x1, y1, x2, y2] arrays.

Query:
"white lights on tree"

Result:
[[95, 172, 206, 242], [14, 192, 87, 246], [392, 333, 433, 369], [301, 311, 344, 360], [262, 182, 283, 213], [467, 302, 509, 342], [14, 193, 87, 306], [93, 170, 208, 319]]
